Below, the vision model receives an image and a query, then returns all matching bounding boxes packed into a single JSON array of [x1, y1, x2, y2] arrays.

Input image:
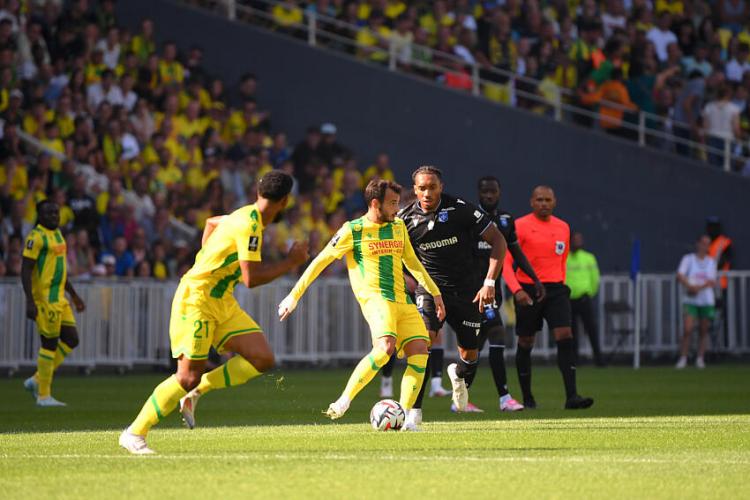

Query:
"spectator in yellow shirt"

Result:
[[225, 99, 270, 141], [319, 175, 344, 215], [175, 100, 207, 139], [40, 122, 65, 172], [356, 11, 391, 63], [363, 152, 395, 185], [96, 178, 126, 215], [54, 94, 76, 139], [185, 153, 219, 193], [272, 0, 304, 31], [158, 41, 185, 85], [155, 148, 183, 189], [52, 188, 75, 232], [131, 18, 156, 61], [23, 100, 53, 138], [0, 155, 28, 201], [85, 49, 107, 84]]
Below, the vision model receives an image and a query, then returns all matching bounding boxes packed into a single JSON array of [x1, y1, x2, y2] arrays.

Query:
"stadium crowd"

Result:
[[0, 0, 398, 280], [244, 0, 750, 168]]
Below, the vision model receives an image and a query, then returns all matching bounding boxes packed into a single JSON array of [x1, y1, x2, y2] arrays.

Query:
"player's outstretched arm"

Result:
[[507, 241, 545, 301], [202, 215, 226, 246], [65, 280, 86, 312], [241, 241, 309, 289], [279, 226, 353, 321], [474, 224, 507, 311], [21, 257, 37, 320], [278, 247, 339, 321]]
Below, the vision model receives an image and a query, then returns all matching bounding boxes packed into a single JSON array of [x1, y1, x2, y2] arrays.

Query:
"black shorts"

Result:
[[415, 286, 482, 350], [515, 282, 571, 337]]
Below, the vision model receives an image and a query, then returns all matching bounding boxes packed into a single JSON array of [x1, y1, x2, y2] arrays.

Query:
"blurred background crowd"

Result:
[[239, 0, 750, 168], [0, 0, 403, 280]]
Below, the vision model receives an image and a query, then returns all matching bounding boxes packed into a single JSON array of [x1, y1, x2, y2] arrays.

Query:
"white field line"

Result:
[[1, 453, 748, 466]]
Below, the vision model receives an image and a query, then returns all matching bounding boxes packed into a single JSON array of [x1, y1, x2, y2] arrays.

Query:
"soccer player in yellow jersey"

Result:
[[119, 171, 309, 454], [278, 180, 445, 431], [21, 200, 86, 407]]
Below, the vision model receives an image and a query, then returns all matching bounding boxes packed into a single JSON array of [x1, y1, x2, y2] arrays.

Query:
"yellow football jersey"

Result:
[[22, 225, 67, 305], [181, 204, 264, 300], [290, 216, 440, 304]]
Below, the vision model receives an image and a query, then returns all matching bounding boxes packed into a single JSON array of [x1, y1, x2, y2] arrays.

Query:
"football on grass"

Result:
[[370, 399, 406, 431]]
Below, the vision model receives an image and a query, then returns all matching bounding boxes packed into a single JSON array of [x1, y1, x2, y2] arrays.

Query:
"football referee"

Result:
[[503, 186, 594, 409]]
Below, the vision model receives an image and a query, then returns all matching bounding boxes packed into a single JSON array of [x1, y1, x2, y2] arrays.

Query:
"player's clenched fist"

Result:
[[287, 241, 310, 266], [278, 295, 298, 321]]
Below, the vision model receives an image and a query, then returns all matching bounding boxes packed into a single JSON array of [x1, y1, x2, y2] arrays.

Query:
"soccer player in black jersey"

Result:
[[399, 166, 507, 422], [465, 176, 545, 411]]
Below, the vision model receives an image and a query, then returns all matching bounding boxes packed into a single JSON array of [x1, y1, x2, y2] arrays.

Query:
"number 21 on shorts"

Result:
[[193, 320, 210, 338]]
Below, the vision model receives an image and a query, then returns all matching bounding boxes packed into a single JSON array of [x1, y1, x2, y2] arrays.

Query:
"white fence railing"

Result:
[[1, 272, 748, 373]]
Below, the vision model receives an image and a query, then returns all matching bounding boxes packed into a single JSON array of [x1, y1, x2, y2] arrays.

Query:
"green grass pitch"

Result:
[[1, 364, 749, 499]]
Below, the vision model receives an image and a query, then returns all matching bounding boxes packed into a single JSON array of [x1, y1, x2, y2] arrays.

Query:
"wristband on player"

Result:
[[483, 279, 496, 287]]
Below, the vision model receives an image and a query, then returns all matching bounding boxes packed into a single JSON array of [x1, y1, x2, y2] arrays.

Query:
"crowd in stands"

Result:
[[0, 0, 396, 280], [252, 0, 750, 169]]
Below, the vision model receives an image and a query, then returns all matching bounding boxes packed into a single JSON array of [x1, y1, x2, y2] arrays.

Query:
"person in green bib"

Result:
[[566, 232, 604, 366]]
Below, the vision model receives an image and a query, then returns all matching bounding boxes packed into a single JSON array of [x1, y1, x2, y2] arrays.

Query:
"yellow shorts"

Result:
[[35, 300, 76, 338], [361, 297, 429, 354], [169, 282, 261, 360]]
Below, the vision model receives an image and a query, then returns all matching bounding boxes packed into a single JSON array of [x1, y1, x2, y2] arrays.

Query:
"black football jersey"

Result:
[[474, 206, 517, 291], [398, 193, 493, 293]]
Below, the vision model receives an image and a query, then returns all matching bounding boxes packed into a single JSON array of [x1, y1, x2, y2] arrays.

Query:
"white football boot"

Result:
[[24, 376, 39, 400], [325, 397, 350, 420], [401, 408, 422, 432], [36, 396, 66, 407], [428, 377, 451, 397], [446, 363, 468, 412], [119, 429, 155, 455], [180, 390, 202, 429]]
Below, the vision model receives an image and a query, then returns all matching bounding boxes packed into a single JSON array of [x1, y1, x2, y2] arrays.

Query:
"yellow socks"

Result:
[[400, 354, 428, 410], [129, 375, 187, 436], [36, 348, 56, 398], [342, 348, 390, 402], [53, 341, 73, 370], [196, 356, 261, 395]]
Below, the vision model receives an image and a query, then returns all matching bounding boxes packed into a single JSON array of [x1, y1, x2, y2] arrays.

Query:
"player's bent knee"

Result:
[[248, 351, 275, 373], [459, 348, 479, 361], [176, 371, 202, 391], [60, 328, 79, 348], [375, 336, 397, 356], [553, 328, 573, 341], [40, 336, 59, 351], [517, 336, 535, 349], [403, 339, 428, 356]]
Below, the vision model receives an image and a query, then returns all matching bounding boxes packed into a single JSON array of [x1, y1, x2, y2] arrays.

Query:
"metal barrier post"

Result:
[[227, 0, 236, 20], [471, 63, 480, 96], [633, 273, 641, 369], [638, 111, 646, 146], [724, 138, 731, 172], [554, 94, 562, 122], [307, 11, 316, 46], [388, 39, 396, 71]]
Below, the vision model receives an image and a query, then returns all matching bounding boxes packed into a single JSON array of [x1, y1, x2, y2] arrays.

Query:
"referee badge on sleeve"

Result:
[[555, 241, 566, 255]]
